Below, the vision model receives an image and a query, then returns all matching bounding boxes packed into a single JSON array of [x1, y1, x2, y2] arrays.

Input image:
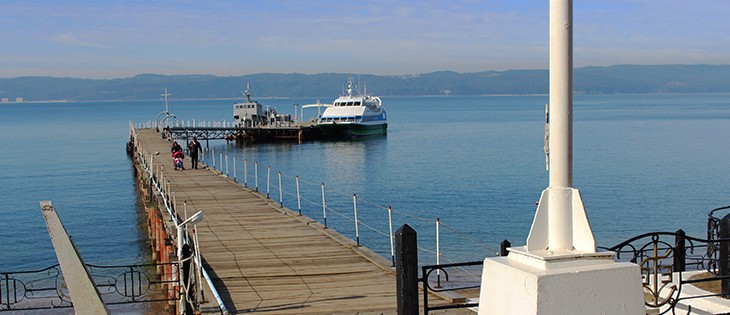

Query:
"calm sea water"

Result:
[[1, 94, 729, 271]]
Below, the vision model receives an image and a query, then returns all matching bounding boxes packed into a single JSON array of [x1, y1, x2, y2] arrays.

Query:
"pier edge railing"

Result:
[[128, 123, 230, 315]]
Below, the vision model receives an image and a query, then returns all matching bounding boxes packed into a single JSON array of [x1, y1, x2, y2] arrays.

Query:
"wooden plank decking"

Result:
[[133, 128, 435, 314]]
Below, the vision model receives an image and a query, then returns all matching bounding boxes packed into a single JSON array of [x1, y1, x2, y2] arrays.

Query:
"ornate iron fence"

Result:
[[605, 230, 730, 315], [0, 262, 178, 311], [707, 205, 730, 276]]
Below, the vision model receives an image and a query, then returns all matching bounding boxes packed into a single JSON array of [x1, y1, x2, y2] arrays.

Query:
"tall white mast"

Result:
[[162, 88, 171, 113]]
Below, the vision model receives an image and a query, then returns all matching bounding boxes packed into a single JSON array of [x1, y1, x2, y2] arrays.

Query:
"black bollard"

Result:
[[500, 239, 511, 257], [674, 229, 686, 273], [395, 224, 418, 315]]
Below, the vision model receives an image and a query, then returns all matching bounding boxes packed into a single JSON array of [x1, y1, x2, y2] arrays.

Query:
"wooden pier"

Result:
[[129, 127, 469, 314]]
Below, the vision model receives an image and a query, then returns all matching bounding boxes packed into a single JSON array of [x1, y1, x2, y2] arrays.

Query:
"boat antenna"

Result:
[[245, 82, 252, 103], [346, 76, 354, 97]]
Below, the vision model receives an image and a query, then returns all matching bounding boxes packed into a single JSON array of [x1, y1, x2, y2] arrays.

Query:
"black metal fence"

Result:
[[0, 262, 178, 312], [395, 204, 730, 315]]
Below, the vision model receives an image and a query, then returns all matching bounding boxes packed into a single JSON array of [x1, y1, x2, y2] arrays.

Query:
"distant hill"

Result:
[[2, 64, 730, 101]]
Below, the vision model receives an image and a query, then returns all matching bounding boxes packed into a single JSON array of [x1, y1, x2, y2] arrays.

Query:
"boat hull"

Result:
[[317, 123, 387, 138]]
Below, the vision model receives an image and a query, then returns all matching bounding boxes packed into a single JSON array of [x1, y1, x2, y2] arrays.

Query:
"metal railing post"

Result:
[[266, 165, 271, 198], [436, 217, 441, 288], [244, 159, 248, 187], [254, 162, 259, 191], [278, 172, 283, 207], [321, 183, 328, 228], [233, 157, 236, 181], [353, 194, 359, 246], [296, 176, 301, 215], [388, 206, 395, 266]]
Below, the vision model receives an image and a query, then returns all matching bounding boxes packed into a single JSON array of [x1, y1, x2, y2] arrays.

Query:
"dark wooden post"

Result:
[[720, 214, 730, 298], [395, 224, 418, 315], [673, 229, 686, 272], [500, 240, 511, 256]]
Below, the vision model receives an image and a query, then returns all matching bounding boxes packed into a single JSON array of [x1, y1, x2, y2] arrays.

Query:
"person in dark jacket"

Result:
[[188, 137, 203, 169], [171, 141, 183, 154]]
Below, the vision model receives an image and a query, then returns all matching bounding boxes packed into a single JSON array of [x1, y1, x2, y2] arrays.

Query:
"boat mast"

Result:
[[162, 88, 171, 113], [245, 82, 252, 103]]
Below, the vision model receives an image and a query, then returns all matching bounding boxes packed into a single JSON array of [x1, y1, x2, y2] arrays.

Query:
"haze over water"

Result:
[[1, 93, 729, 271]]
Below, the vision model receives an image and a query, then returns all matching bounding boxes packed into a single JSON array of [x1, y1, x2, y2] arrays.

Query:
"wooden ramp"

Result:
[[134, 128, 403, 314]]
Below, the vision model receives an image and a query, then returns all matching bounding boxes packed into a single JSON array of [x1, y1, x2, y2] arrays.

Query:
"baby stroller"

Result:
[[173, 151, 185, 170]]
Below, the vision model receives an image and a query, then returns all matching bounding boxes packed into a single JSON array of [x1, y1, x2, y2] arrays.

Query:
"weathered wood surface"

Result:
[[134, 128, 468, 314]]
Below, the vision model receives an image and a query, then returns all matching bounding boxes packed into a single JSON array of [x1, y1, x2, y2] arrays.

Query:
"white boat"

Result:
[[317, 77, 387, 137]]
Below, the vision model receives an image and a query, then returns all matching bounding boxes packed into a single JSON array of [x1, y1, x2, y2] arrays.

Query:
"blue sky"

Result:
[[1, 0, 729, 79]]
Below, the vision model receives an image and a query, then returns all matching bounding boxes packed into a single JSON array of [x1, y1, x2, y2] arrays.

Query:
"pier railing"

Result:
[[194, 137, 502, 269], [129, 124, 229, 315]]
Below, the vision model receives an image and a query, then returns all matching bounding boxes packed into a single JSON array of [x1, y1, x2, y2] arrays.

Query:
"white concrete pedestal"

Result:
[[478, 246, 645, 315]]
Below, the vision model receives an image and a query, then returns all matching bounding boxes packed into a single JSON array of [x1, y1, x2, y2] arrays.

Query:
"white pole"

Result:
[[225, 154, 229, 177], [233, 157, 237, 181], [353, 194, 359, 246], [219, 153, 223, 173], [278, 172, 283, 207], [254, 162, 259, 191], [296, 176, 301, 215], [176, 224, 185, 315], [525, 0, 595, 253], [436, 217, 441, 287], [321, 183, 327, 228], [183, 201, 188, 235], [194, 224, 203, 303], [266, 165, 271, 198], [212, 149, 216, 169], [388, 206, 394, 266], [244, 159, 248, 187]]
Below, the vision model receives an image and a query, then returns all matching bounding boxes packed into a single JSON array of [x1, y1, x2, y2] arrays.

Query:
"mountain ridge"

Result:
[[2, 64, 730, 101]]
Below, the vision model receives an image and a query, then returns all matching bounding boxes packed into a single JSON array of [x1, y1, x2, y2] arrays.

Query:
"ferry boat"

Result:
[[317, 78, 387, 137]]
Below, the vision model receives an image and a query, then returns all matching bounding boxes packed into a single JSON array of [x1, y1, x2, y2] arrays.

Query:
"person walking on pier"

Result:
[[188, 137, 202, 169]]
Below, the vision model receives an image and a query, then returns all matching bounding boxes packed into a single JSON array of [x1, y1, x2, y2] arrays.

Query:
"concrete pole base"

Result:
[[478, 246, 645, 315]]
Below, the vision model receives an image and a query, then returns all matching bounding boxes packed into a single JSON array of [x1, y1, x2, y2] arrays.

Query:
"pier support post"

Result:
[[395, 224, 418, 315]]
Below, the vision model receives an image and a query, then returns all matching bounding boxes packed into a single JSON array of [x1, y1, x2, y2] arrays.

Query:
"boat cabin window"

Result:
[[354, 101, 361, 106], [347, 102, 354, 106]]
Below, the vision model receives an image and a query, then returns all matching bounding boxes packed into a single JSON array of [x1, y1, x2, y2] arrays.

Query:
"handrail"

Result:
[[129, 126, 228, 315]]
